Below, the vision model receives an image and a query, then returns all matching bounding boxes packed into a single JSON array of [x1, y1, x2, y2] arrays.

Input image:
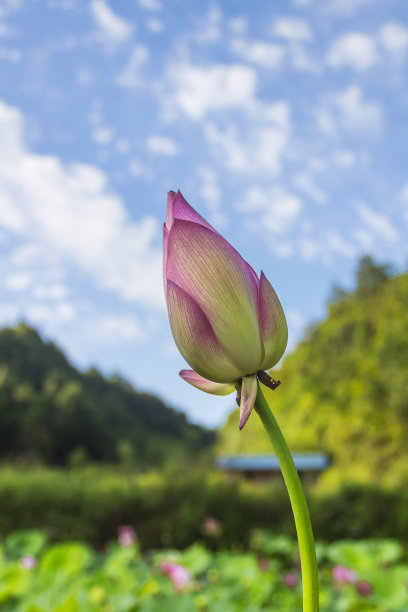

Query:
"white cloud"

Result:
[[398, 184, 408, 222], [289, 43, 319, 73], [379, 21, 408, 55], [5, 271, 33, 291], [0, 16, 9, 38], [146, 134, 178, 156], [298, 237, 321, 260], [146, 17, 164, 33], [0, 100, 163, 309], [165, 62, 257, 120], [128, 157, 145, 177], [193, 5, 222, 44], [115, 138, 130, 154], [33, 283, 68, 300], [230, 38, 284, 69], [77, 69, 94, 85], [356, 202, 399, 245], [227, 17, 247, 34], [269, 18, 317, 73], [324, 0, 378, 17], [271, 241, 293, 258], [26, 301, 76, 324], [92, 126, 114, 145], [399, 184, 408, 203], [199, 96, 290, 177], [138, 0, 162, 11], [331, 150, 356, 168], [327, 32, 378, 71], [293, 172, 327, 204], [90, 0, 133, 45], [271, 17, 313, 41], [205, 119, 289, 176], [0, 46, 22, 61], [115, 45, 149, 88], [89, 314, 156, 344], [298, 230, 356, 263], [317, 86, 382, 134], [239, 185, 303, 235], [326, 231, 356, 257], [197, 166, 227, 228]]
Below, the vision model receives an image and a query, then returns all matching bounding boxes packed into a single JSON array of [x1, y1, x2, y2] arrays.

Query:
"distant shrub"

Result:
[[0, 467, 407, 549]]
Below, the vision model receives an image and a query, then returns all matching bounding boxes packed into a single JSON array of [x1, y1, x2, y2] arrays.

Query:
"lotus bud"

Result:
[[163, 190, 288, 428], [160, 561, 192, 592], [117, 525, 137, 547], [331, 565, 357, 585], [356, 580, 373, 596]]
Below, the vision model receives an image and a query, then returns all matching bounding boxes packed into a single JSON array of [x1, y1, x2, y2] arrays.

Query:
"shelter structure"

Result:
[[215, 453, 329, 483]]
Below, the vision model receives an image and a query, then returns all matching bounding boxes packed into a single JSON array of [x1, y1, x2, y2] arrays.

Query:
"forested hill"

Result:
[[0, 324, 214, 467], [218, 257, 408, 487]]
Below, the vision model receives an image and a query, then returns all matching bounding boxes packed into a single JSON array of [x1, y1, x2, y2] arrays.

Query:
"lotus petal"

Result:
[[166, 190, 215, 232], [163, 224, 169, 293], [166, 280, 242, 383], [180, 370, 235, 395], [239, 374, 258, 429], [258, 271, 288, 371], [166, 220, 263, 374]]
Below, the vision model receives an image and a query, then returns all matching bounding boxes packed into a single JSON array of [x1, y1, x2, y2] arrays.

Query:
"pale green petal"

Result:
[[258, 271, 288, 370], [167, 220, 263, 375], [166, 280, 242, 383]]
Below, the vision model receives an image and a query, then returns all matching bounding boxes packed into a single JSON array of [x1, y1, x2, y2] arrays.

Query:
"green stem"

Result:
[[254, 383, 319, 611]]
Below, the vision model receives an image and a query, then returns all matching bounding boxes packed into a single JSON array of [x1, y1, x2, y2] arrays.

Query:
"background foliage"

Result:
[[0, 324, 213, 468], [218, 256, 408, 488], [0, 466, 407, 549]]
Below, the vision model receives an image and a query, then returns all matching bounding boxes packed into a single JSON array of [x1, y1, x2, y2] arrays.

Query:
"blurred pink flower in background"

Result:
[[331, 565, 357, 584], [20, 555, 37, 570], [356, 580, 373, 596], [283, 572, 298, 588], [117, 525, 136, 547], [160, 561, 192, 592], [202, 515, 221, 536]]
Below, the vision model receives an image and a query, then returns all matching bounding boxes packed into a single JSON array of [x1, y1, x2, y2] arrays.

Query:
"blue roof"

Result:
[[216, 453, 329, 472]]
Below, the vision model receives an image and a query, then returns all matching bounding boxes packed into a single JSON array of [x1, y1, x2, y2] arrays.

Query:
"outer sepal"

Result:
[[239, 374, 258, 430], [180, 370, 235, 395]]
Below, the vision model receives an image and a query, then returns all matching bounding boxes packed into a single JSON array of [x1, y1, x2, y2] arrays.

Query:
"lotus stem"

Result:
[[254, 382, 319, 612]]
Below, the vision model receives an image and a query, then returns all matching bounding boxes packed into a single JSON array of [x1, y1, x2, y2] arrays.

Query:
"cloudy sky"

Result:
[[0, 0, 407, 427]]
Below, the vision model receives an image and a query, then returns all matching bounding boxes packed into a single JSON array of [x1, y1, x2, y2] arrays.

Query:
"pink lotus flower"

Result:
[[331, 565, 357, 584], [283, 572, 298, 588], [202, 515, 221, 536], [356, 580, 373, 596], [117, 525, 136, 547], [163, 191, 288, 428], [160, 561, 192, 592], [20, 554, 37, 569]]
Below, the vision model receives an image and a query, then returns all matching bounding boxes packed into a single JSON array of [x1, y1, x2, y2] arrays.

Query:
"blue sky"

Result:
[[0, 0, 407, 427]]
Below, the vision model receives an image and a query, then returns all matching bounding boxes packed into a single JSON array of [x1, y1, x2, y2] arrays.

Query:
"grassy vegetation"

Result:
[[0, 465, 407, 549]]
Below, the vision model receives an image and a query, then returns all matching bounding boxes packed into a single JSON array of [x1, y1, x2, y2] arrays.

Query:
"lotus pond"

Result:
[[1, 529, 407, 611]]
